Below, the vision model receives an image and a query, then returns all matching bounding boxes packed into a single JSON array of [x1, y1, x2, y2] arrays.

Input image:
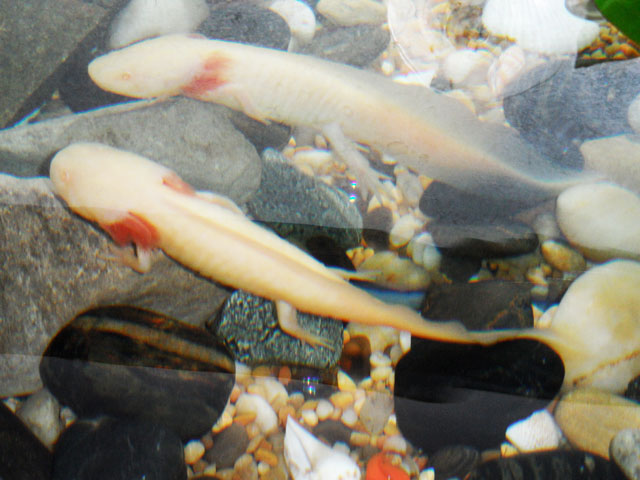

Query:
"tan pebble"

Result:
[[301, 409, 319, 427], [381, 59, 395, 76], [316, 399, 334, 420], [234, 453, 258, 479], [554, 388, 640, 459], [500, 442, 519, 457], [390, 214, 422, 248], [203, 464, 217, 476], [370, 351, 392, 368], [184, 440, 205, 465], [331, 391, 354, 409], [541, 240, 587, 273], [526, 267, 548, 287], [535, 304, 557, 329], [371, 365, 393, 383], [301, 400, 319, 411], [337, 370, 357, 392], [314, 134, 328, 149], [212, 410, 233, 433], [246, 421, 261, 439], [253, 366, 274, 377], [229, 384, 243, 403], [257, 461, 271, 476], [277, 366, 292, 386], [359, 377, 374, 390], [389, 344, 404, 365], [201, 432, 214, 450], [278, 405, 296, 427], [384, 414, 400, 436], [247, 383, 267, 398], [354, 396, 366, 416], [341, 407, 358, 428], [255, 448, 279, 467], [288, 392, 305, 409], [234, 412, 258, 426], [192, 459, 208, 474], [246, 433, 265, 454], [331, 407, 343, 421], [383, 435, 407, 455], [215, 468, 234, 480], [350, 431, 371, 447]]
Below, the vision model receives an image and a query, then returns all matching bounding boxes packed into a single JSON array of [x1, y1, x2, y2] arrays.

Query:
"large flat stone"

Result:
[[0, 175, 231, 396], [0, 0, 124, 128]]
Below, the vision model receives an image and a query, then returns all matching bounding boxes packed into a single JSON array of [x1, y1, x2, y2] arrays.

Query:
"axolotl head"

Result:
[[50, 142, 187, 226], [88, 34, 223, 98]]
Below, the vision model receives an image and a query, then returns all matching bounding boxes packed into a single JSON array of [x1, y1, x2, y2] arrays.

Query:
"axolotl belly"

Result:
[[51, 142, 517, 346], [87, 34, 589, 201]]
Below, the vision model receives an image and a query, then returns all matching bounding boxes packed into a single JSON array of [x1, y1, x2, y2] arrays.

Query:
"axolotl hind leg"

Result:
[[275, 300, 335, 350]]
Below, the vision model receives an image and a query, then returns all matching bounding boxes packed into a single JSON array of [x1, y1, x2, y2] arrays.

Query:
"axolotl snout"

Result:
[[51, 142, 520, 347], [87, 34, 593, 201]]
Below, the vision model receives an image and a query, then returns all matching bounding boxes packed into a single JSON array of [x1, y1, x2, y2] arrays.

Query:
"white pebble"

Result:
[[16, 388, 63, 449], [399, 330, 411, 354], [108, 0, 208, 49], [420, 468, 436, 480], [556, 182, 640, 261], [443, 48, 491, 86], [341, 407, 358, 428], [316, 399, 334, 421], [370, 351, 392, 368], [383, 434, 408, 455], [184, 440, 205, 464], [337, 370, 357, 392], [269, 0, 316, 46], [580, 135, 640, 196], [390, 214, 423, 248], [317, 0, 387, 26], [255, 376, 289, 409], [506, 409, 563, 452], [235, 393, 278, 434], [301, 409, 319, 427]]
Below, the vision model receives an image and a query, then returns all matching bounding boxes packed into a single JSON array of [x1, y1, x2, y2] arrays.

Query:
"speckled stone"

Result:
[[52, 416, 186, 480], [467, 451, 624, 479], [205, 423, 250, 470], [0, 402, 52, 480], [212, 290, 343, 368], [610, 429, 640, 480], [247, 149, 362, 253], [395, 338, 564, 453], [421, 279, 533, 331], [198, 3, 290, 50], [40, 306, 235, 440]]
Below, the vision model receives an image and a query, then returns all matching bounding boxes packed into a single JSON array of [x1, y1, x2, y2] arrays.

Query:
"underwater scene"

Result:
[[1, 0, 639, 478]]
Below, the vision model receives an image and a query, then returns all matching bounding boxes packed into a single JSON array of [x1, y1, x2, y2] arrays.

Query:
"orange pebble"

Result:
[[365, 453, 409, 480]]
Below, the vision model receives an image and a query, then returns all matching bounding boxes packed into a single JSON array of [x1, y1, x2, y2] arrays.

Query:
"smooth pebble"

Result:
[[610, 428, 640, 480], [580, 135, 640, 196], [317, 0, 387, 26], [505, 409, 563, 452], [235, 394, 278, 435]]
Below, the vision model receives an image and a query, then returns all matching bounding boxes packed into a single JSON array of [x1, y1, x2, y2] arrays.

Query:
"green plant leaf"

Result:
[[594, 0, 640, 44]]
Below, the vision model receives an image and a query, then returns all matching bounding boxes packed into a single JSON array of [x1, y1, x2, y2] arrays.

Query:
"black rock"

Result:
[[429, 221, 539, 259], [247, 149, 362, 254], [0, 402, 52, 480], [428, 445, 480, 480], [300, 25, 390, 67], [421, 280, 534, 331], [504, 58, 640, 170], [205, 423, 249, 470], [419, 181, 534, 225], [52, 416, 186, 480], [198, 3, 291, 51], [58, 42, 131, 112], [212, 290, 343, 368], [625, 374, 640, 402], [304, 235, 356, 271], [467, 450, 625, 480], [438, 254, 482, 282], [394, 338, 564, 453], [40, 306, 235, 440], [313, 419, 353, 446]]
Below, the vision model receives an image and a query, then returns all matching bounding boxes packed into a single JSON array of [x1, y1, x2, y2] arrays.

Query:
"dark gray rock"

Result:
[[0, 176, 230, 396], [205, 423, 250, 469], [300, 25, 390, 67], [198, 3, 291, 51], [0, 98, 261, 202], [467, 451, 624, 480], [40, 306, 235, 440], [362, 206, 393, 251], [421, 280, 534, 331], [394, 338, 564, 453], [0, 401, 52, 480], [52, 416, 186, 480], [504, 58, 640, 170], [247, 148, 362, 253], [212, 290, 343, 368], [610, 429, 640, 480], [0, 0, 125, 128], [429, 221, 539, 259]]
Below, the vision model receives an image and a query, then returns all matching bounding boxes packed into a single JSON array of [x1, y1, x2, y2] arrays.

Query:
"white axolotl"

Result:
[[87, 33, 591, 200], [50, 142, 521, 348]]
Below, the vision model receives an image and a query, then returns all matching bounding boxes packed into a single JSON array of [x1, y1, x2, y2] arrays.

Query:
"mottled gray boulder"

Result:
[[0, 99, 261, 203], [0, 175, 230, 396], [0, 0, 126, 128]]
